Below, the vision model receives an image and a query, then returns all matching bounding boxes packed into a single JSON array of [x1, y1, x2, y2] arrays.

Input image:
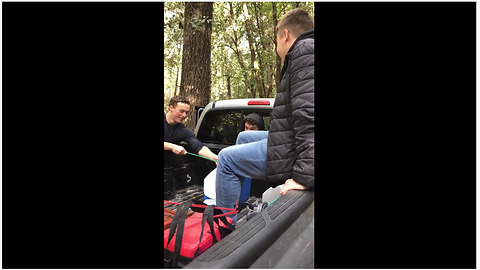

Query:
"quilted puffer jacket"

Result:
[[266, 30, 314, 189]]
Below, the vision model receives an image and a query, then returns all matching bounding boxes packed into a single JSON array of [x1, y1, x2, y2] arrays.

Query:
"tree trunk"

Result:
[[227, 75, 231, 99], [175, 43, 182, 96], [174, 65, 179, 96], [243, 3, 263, 98], [254, 2, 273, 98], [272, 2, 282, 92], [229, 2, 252, 98], [179, 2, 213, 130]]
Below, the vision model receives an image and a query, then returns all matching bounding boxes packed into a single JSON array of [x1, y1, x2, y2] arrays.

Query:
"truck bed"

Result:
[[164, 167, 314, 268], [164, 185, 265, 268], [164, 185, 262, 228]]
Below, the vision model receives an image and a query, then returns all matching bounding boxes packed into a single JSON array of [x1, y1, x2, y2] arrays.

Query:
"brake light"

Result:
[[248, 100, 270, 105]]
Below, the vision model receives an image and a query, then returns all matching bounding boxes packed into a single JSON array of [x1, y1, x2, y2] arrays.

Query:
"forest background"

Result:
[[164, 2, 314, 129]]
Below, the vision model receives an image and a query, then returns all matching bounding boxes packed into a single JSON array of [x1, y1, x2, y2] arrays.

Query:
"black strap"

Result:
[[206, 205, 218, 244], [194, 205, 216, 257], [166, 202, 236, 264], [166, 200, 193, 266], [216, 215, 236, 231], [213, 208, 236, 231], [167, 201, 189, 247]]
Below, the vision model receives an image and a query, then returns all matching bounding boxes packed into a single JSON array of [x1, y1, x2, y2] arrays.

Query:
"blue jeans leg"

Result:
[[236, 130, 269, 145], [216, 138, 268, 225]]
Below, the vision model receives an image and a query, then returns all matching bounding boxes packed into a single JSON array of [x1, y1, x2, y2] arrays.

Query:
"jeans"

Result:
[[215, 131, 269, 225]]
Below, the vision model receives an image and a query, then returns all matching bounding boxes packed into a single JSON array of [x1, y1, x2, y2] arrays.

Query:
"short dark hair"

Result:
[[169, 96, 190, 107], [244, 119, 259, 127], [276, 8, 314, 39]]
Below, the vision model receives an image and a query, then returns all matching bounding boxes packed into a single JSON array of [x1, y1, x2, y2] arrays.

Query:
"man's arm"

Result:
[[180, 127, 218, 161], [198, 146, 218, 161], [164, 142, 186, 155], [289, 39, 315, 189]]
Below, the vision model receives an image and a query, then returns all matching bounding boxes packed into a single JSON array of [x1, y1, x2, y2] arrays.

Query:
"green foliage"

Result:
[[164, 2, 314, 109], [189, 14, 212, 34], [164, 2, 185, 112]]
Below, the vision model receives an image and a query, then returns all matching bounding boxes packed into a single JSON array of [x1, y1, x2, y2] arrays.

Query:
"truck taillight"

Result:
[[248, 100, 270, 105]]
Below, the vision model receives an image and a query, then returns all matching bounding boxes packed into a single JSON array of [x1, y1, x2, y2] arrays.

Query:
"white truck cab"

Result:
[[194, 98, 274, 149]]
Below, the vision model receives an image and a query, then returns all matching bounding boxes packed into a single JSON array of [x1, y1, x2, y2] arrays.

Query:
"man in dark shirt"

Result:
[[164, 96, 218, 161]]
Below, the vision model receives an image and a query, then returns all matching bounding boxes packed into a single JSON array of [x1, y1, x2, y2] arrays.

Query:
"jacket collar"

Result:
[[288, 30, 315, 55], [280, 30, 315, 78]]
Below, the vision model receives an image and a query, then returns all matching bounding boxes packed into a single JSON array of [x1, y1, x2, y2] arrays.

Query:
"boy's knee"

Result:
[[236, 131, 251, 144], [237, 131, 248, 137], [217, 148, 231, 163]]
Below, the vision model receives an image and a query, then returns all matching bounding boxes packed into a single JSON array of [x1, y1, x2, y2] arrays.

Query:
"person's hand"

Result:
[[279, 178, 307, 195], [211, 154, 218, 166], [172, 145, 186, 155]]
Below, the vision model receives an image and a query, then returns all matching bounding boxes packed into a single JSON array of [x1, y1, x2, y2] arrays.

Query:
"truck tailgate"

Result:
[[184, 190, 314, 268]]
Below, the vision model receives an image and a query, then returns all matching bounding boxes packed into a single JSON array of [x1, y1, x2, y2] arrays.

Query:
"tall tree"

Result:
[[228, 2, 252, 98], [243, 3, 263, 98], [253, 2, 273, 98], [164, 2, 185, 111], [165, 2, 314, 109], [179, 2, 213, 130], [272, 2, 282, 91]]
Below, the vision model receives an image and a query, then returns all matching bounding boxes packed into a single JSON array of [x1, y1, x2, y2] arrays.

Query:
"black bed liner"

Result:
[[184, 189, 314, 268], [164, 185, 205, 211]]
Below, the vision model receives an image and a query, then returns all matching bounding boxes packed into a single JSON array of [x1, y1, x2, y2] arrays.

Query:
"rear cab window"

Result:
[[197, 110, 271, 145]]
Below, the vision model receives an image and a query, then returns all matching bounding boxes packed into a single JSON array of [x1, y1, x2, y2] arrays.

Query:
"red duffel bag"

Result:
[[164, 200, 236, 267]]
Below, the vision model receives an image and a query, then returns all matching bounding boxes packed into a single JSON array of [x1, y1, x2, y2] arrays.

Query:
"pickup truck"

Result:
[[164, 98, 314, 268]]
